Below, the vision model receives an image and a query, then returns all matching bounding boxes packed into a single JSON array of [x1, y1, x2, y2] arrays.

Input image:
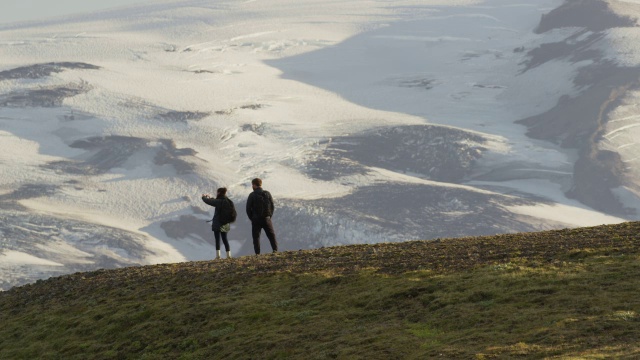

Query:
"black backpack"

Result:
[[253, 191, 272, 218], [218, 198, 237, 225]]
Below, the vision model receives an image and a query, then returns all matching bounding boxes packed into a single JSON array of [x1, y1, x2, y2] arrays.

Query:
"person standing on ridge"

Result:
[[202, 187, 236, 259], [246, 178, 278, 254]]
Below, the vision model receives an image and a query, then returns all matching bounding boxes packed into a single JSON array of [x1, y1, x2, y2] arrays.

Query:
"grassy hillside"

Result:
[[1, 222, 640, 359]]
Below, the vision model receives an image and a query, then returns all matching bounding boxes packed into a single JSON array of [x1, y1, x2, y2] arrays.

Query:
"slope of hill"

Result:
[[1, 222, 639, 359]]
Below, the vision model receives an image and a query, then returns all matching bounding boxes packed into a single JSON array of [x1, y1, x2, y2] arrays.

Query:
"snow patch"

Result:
[[0, 251, 64, 266]]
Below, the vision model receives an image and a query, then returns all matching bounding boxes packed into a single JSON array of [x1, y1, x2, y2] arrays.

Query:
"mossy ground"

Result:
[[1, 222, 639, 359]]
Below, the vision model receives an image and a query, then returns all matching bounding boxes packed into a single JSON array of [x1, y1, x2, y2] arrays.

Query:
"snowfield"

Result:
[[1, 0, 640, 290]]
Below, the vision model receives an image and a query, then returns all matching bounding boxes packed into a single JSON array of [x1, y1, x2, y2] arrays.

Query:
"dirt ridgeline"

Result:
[[3, 222, 639, 304]]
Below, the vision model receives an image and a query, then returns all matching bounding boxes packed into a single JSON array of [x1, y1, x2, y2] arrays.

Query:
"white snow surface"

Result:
[[1, 0, 639, 290], [0, 251, 63, 266]]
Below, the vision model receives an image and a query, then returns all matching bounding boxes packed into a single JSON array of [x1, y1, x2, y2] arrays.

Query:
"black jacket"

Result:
[[246, 188, 274, 221], [202, 195, 231, 232]]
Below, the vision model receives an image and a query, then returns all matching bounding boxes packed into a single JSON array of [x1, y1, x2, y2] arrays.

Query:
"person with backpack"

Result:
[[202, 187, 236, 259], [246, 178, 278, 254]]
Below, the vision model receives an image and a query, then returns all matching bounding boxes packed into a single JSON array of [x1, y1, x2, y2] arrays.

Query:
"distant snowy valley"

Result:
[[2, 0, 640, 290]]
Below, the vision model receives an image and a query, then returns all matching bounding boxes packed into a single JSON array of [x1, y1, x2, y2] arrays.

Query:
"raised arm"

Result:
[[202, 195, 224, 207]]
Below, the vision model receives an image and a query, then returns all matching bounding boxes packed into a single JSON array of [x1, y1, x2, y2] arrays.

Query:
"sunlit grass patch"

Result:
[[611, 310, 638, 321], [408, 323, 443, 349]]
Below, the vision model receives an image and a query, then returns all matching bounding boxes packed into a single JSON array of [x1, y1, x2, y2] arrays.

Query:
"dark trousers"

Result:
[[251, 217, 278, 254], [214, 231, 230, 251]]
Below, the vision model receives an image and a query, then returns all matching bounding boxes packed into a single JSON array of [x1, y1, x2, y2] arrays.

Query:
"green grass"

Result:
[[1, 222, 640, 359]]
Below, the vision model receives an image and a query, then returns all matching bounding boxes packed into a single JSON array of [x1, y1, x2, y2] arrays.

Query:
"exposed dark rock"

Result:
[[68, 136, 148, 174], [153, 139, 198, 174], [0, 62, 100, 81], [190, 206, 209, 216], [242, 123, 267, 135], [535, 0, 637, 34], [163, 45, 177, 52], [155, 111, 209, 123], [304, 125, 487, 182], [0, 184, 58, 207], [520, 32, 605, 72], [517, 64, 639, 214], [0, 82, 92, 108], [517, 66, 639, 148], [303, 150, 369, 181], [567, 150, 630, 214], [44, 136, 197, 176], [239, 104, 264, 110], [472, 84, 505, 89], [160, 215, 213, 246], [398, 78, 436, 90], [517, 0, 640, 215]]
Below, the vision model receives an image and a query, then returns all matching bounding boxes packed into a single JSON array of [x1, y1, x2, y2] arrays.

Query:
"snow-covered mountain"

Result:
[[1, 0, 639, 290]]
